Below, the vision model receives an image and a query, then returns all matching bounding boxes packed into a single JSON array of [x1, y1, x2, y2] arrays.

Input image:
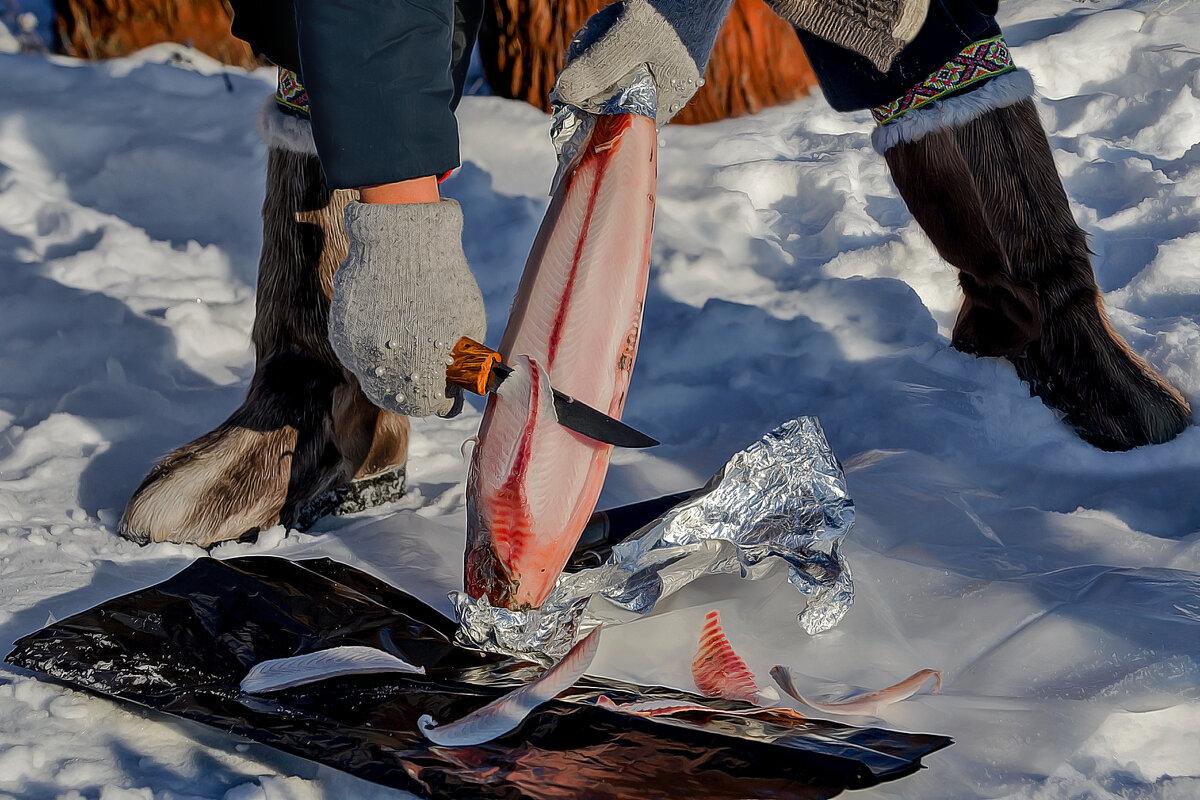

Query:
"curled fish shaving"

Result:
[[595, 695, 806, 721], [419, 626, 602, 746], [691, 609, 766, 704], [240, 645, 425, 694], [465, 112, 657, 609], [770, 665, 943, 717]]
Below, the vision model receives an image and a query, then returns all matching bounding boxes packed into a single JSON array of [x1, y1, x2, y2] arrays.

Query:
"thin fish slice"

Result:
[[241, 645, 425, 694], [770, 665, 943, 717], [691, 610, 762, 704], [418, 625, 602, 746], [595, 696, 806, 721], [465, 354, 569, 602]]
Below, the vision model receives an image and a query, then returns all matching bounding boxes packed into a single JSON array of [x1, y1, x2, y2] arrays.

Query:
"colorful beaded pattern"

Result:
[[275, 67, 310, 116], [872, 36, 1016, 125]]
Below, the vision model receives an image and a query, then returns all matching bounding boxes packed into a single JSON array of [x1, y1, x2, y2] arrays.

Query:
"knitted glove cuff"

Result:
[[342, 197, 466, 250], [332, 200, 486, 417], [557, 0, 732, 124]]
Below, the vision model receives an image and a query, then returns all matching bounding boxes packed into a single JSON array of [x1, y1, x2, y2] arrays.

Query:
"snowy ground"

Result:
[[2, 0, 1200, 797]]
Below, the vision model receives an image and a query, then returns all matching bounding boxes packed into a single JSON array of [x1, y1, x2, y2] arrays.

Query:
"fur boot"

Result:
[[884, 96, 1191, 450], [119, 104, 409, 546]]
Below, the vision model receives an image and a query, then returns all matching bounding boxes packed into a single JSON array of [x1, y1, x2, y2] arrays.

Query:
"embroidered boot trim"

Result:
[[871, 68, 1035, 154], [872, 35, 1015, 125], [276, 67, 310, 117]]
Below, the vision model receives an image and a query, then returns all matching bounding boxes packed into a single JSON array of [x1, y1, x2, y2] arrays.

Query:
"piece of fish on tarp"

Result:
[[455, 416, 856, 659], [5, 556, 950, 800]]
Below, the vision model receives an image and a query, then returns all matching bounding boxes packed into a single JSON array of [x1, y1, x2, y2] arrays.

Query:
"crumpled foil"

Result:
[[548, 66, 657, 195], [454, 417, 856, 660]]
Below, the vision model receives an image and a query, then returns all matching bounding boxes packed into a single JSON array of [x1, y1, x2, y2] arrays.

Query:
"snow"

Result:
[[2, 0, 1200, 797]]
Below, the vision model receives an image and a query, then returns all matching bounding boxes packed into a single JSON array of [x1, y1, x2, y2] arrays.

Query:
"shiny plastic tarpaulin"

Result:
[[6, 556, 951, 800]]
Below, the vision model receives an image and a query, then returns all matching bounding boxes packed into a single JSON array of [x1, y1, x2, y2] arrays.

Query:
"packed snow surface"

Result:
[[2, 0, 1200, 797]]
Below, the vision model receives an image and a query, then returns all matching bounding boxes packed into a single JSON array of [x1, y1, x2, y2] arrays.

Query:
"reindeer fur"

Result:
[[120, 107, 408, 545], [885, 98, 1190, 449]]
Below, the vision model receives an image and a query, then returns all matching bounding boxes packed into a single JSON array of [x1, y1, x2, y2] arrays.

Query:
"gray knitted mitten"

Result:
[[767, 0, 930, 72], [554, 0, 734, 125], [329, 200, 486, 418]]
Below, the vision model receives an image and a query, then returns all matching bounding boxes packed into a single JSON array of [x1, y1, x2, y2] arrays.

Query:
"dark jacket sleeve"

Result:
[[230, 0, 302, 73], [293, 0, 461, 189]]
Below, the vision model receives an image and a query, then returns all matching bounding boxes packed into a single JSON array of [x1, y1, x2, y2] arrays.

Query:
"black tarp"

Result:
[[7, 555, 952, 799]]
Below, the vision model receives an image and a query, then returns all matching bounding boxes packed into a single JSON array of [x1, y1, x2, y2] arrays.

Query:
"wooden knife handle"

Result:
[[447, 337, 502, 396]]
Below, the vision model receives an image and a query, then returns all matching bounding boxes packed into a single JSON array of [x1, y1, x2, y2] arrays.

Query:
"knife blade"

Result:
[[446, 338, 658, 448]]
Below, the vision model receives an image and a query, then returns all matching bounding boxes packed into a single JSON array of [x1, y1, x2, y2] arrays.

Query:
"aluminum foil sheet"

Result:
[[454, 417, 856, 660], [548, 66, 657, 195]]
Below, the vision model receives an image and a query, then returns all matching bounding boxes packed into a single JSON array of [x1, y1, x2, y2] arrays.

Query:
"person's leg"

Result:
[[884, 95, 1190, 448], [797, 5, 1190, 449], [123, 0, 488, 543], [119, 100, 409, 545]]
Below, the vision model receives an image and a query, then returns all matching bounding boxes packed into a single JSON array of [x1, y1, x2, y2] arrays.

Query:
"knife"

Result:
[[446, 338, 658, 449]]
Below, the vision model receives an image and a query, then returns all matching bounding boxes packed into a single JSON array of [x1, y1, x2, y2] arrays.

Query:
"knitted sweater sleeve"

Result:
[[767, 0, 930, 71]]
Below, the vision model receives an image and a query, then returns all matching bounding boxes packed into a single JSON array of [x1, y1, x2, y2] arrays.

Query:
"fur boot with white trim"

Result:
[[877, 66, 1190, 449], [119, 96, 409, 546]]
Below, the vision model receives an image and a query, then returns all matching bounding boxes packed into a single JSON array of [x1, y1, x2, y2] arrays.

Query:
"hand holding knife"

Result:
[[445, 338, 658, 449]]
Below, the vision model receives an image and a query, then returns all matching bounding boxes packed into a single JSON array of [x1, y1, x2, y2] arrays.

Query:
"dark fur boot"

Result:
[[120, 110, 409, 546], [884, 97, 1191, 450]]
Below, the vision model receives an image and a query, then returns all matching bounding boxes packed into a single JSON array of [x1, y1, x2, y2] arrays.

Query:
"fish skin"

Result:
[[769, 665, 943, 717], [418, 625, 602, 746], [240, 645, 425, 694], [595, 696, 807, 721], [465, 113, 657, 609]]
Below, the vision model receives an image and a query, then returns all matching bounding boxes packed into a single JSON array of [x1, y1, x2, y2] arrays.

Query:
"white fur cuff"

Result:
[[256, 96, 318, 155], [871, 69, 1037, 154]]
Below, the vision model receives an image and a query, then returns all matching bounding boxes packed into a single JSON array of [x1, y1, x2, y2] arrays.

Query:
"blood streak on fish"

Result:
[[544, 173, 593, 365], [691, 610, 762, 704], [466, 113, 657, 608]]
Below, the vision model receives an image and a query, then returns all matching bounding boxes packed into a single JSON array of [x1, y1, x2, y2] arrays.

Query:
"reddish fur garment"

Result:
[[691, 610, 761, 703]]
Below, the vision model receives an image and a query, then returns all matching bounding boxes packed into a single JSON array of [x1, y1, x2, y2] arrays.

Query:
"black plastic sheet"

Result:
[[6, 556, 951, 799]]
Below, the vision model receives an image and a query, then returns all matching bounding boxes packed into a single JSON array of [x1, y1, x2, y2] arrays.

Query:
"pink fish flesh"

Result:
[[691, 610, 763, 704], [465, 113, 657, 608]]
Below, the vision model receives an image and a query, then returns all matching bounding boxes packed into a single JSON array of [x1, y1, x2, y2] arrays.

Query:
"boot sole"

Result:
[[293, 465, 408, 532]]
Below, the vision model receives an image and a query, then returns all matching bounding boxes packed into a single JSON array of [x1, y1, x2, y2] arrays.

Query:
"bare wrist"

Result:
[[359, 176, 440, 204]]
